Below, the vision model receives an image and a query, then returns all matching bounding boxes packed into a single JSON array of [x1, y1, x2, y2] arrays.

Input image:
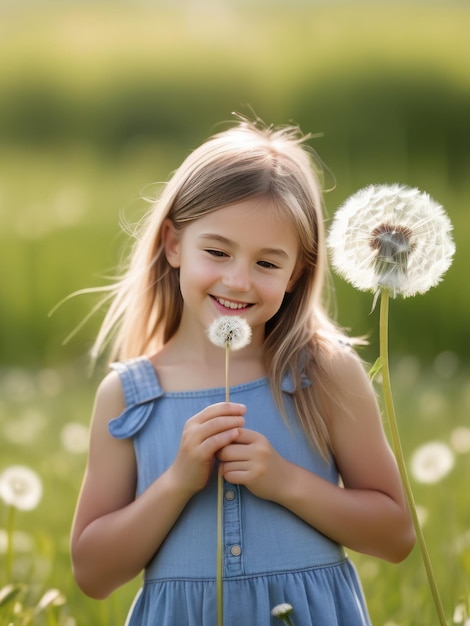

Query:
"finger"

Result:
[[194, 402, 246, 424], [220, 464, 250, 485], [198, 415, 245, 442], [200, 427, 243, 457], [231, 428, 259, 444]]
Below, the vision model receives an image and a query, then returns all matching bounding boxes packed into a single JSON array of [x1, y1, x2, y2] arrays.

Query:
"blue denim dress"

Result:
[[109, 357, 371, 626]]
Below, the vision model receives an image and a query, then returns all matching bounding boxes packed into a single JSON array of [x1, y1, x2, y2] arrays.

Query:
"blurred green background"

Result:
[[1, 0, 468, 368], [1, 1, 469, 624]]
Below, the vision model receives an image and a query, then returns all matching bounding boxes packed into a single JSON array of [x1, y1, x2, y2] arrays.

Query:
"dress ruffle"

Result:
[[126, 561, 370, 626]]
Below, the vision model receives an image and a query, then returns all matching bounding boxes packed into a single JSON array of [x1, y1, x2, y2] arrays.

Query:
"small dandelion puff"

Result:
[[0, 465, 43, 510], [61, 422, 89, 454], [450, 427, 470, 454], [208, 316, 252, 351], [271, 603, 294, 625], [453, 603, 467, 624], [454, 529, 470, 555], [35, 588, 66, 613], [410, 441, 455, 484], [0, 528, 34, 554], [327, 184, 455, 299]]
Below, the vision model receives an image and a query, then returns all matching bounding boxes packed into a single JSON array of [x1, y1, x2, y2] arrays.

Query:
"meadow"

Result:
[[1, 1, 469, 624], [1, 358, 469, 625]]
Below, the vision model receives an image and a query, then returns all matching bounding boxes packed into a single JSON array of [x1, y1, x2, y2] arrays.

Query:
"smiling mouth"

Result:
[[212, 296, 252, 310]]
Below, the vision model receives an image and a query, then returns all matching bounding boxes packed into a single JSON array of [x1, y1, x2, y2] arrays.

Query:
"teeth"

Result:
[[216, 297, 249, 310]]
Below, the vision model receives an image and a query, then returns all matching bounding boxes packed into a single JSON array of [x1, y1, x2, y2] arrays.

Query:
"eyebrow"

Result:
[[198, 233, 290, 260]]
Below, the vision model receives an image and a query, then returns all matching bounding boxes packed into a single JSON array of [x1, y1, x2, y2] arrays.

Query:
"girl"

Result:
[[71, 117, 415, 625]]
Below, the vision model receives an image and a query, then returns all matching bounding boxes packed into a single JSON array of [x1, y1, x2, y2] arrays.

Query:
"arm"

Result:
[[71, 371, 246, 599], [219, 349, 415, 563]]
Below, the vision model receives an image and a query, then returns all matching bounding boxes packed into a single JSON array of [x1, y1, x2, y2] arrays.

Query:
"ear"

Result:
[[286, 262, 304, 293], [161, 219, 181, 268]]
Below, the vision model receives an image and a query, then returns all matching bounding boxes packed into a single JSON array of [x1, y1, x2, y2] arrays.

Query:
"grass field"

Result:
[[1, 356, 469, 625]]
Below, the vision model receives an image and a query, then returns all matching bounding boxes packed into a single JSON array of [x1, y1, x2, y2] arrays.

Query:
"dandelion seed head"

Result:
[[453, 603, 468, 623], [36, 588, 66, 611], [0, 528, 34, 554], [0, 465, 43, 511], [450, 427, 470, 454], [61, 422, 89, 454], [208, 316, 252, 351], [433, 350, 459, 379], [418, 389, 447, 418], [410, 441, 455, 484], [327, 184, 455, 298], [454, 528, 470, 555], [3, 409, 46, 445], [271, 603, 294, 617]]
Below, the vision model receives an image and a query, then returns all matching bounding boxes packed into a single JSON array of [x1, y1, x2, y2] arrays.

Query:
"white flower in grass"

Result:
[[61, 422, 89, 454], [327, 184, 455, 298], [450, 427, 470, 454], [410, 441, 455, 484], [0, 465, 43, 510], [0, 528, 34, 553], [208, 316, 252, 351], [271, 603, 294, 624], [453, 603, 467, 623]]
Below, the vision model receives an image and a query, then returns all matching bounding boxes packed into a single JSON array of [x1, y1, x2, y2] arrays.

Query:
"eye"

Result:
[[206, 249, 228, 258], [257, 260, 278, 269]]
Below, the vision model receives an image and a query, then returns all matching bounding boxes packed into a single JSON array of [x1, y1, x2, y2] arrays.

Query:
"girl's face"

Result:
[[163, 197, 302, 346]]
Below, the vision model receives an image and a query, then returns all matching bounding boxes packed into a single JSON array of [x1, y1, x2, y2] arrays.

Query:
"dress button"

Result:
[[230, 545, 242, 557], [224, 489, 236, 501]]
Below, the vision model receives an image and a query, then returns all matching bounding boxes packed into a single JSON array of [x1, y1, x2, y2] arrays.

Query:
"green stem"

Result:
[[5, 505, 16, 582], [216, 346, 230, 626], [217, 470, 223, 626], [379, 290, 448, 626]]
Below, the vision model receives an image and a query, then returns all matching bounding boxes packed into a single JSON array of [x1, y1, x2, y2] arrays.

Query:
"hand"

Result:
[[218, 429, 289, 501], [170, 402, 246, 497]]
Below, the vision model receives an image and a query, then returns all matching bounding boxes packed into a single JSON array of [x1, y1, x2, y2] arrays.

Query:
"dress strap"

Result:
[[108, 357, 164, 439]]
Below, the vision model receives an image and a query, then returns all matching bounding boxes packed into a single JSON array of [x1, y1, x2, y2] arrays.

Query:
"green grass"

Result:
[[0, 360, 469, 625]]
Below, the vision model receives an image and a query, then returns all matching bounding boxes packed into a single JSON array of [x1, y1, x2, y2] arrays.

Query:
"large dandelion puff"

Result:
[[328, 184, 455, 626], [327, 184, 455, 299]]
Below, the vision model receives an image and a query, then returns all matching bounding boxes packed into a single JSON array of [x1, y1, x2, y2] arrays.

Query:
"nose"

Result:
[[221, 261, 251, 292]]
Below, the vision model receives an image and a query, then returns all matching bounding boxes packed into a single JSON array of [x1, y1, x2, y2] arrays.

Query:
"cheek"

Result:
[[261, 275, 293, 304], [179, 254, 218, 289]]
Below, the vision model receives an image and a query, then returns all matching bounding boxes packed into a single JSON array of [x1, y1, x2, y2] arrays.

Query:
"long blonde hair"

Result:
[[92, 116, 352, 457]]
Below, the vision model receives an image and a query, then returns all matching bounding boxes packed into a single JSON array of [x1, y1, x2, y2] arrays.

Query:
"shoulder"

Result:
[[325, 342, 370, 390], [307, 336, 376, 424], [312, 331, 370, 388], [92, 370, 126, 427], [97, 369, 125, 405]]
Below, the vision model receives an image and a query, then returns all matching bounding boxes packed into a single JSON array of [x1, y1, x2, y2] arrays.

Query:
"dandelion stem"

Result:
[[216, 345, 230, 626], [379, 290, 448, 626], [217, 469, 223, 626], [5, 505, 16, 582]]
